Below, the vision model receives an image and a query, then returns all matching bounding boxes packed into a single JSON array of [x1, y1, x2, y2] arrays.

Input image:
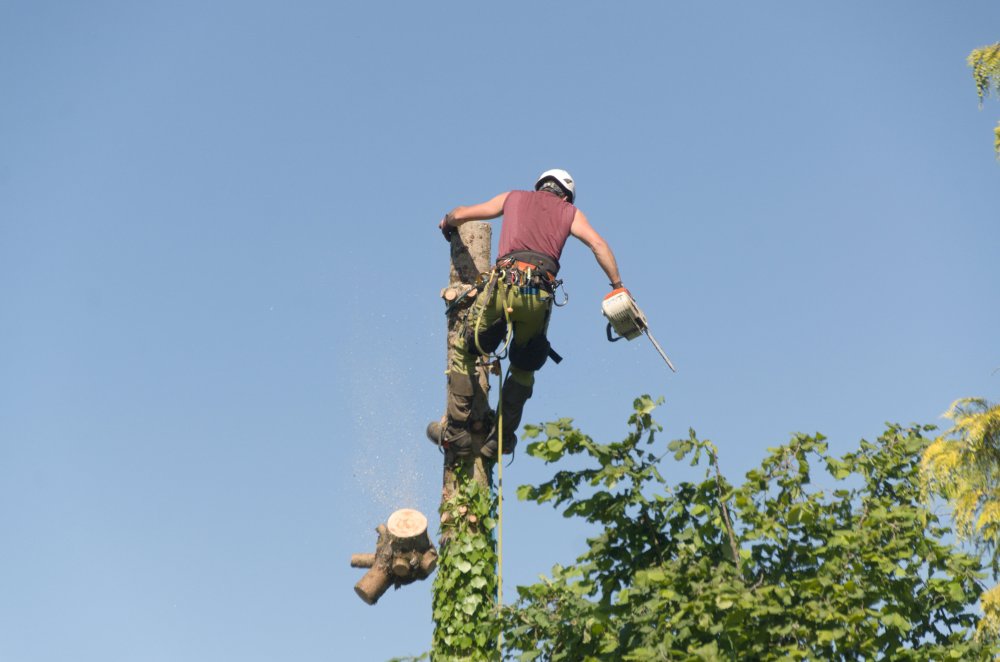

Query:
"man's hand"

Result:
[[439, 216, 455, 242]]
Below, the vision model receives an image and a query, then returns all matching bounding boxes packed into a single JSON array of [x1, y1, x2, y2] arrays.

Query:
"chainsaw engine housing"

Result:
[[602, 288, 647, 340]]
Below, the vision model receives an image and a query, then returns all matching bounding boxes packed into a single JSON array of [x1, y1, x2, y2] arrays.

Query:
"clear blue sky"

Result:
[[2, 2, 998, 660]]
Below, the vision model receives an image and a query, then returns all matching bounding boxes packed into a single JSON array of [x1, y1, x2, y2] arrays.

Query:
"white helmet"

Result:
[[534, 168, 576, 203]]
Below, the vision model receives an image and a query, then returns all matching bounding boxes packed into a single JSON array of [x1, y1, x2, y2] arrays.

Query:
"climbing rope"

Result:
[[496, 361, 505, 623], [494, 299, 512, 655]]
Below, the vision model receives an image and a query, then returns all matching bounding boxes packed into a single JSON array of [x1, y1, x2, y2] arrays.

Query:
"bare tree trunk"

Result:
[[441, 222, 493, 507]]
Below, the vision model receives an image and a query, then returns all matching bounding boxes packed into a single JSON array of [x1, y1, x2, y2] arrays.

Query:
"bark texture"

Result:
[[352, 509, 437, 605], [441, 222, 493, 510]]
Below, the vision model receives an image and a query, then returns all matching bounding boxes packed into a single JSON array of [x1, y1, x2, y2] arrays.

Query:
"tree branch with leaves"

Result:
[[968, 42, 1000, 156], [503, 397, 998, 660], [922, 397, 1000, 639]]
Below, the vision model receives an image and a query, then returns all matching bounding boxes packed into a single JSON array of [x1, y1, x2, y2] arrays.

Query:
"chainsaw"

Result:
[[602, 288, 677, 372]]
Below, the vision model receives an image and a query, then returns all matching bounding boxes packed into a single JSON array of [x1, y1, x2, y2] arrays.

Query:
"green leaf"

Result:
[[880, 613, 911, 631], [635, 395, 657, 415]]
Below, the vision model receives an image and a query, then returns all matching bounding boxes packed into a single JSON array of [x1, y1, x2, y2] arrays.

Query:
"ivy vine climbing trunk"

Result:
[[432, 222, 501, 660]]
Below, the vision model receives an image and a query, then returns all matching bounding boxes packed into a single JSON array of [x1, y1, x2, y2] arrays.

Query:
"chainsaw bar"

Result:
[[642, 327, 677, 373], [602, 288, 677, 373]]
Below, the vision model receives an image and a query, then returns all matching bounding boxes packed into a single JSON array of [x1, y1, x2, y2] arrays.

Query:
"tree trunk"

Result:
[[431, 223, 501, 658], [442, 222, 493, 506]]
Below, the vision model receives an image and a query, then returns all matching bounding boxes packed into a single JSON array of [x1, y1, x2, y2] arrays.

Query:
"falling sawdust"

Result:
[[348, 353, 438, 537]]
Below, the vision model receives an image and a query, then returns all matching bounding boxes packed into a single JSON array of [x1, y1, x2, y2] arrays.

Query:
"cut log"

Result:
[[351, 508, 437, 605], [386, 508, 430, 552]]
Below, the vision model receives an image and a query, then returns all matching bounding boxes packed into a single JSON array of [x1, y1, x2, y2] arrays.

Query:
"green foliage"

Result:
[[922, 398, 1000, 553], [970, 43, 1000, 105], [502, 396, 998, 660], [922, 397, 1000, 638], [432, 471, 499, 661], [967, 42, 1000, 156]]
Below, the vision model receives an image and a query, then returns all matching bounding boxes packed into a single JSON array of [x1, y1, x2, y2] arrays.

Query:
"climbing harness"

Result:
[[602, 287, 677, 372]]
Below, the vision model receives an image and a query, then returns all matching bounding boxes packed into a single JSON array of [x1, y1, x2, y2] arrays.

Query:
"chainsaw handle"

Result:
[[606, 322, 625, 343]]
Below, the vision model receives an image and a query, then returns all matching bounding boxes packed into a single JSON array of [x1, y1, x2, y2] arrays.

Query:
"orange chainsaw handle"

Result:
[[604, 286, 632, 300]]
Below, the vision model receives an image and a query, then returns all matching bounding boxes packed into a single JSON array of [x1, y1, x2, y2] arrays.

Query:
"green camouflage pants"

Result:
[[451, 281, 552, 387]]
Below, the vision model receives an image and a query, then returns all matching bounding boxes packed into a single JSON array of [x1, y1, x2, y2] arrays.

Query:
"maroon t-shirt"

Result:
[[498, 190, 577, 264]]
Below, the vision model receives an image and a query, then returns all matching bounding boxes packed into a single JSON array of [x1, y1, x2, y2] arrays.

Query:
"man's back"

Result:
[[498, 190, 577, 264]]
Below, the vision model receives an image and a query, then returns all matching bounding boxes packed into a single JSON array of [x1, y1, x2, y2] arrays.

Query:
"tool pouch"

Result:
[[510, 334, 551, 372]]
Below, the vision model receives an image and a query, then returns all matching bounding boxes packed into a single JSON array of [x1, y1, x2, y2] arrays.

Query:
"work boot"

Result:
[[481, 379, 533, 460], [425, 371, 476, 460], [425, 419, 473, 459]]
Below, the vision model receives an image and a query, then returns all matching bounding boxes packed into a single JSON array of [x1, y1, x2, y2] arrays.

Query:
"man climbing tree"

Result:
[[428, 169, 626, 461]]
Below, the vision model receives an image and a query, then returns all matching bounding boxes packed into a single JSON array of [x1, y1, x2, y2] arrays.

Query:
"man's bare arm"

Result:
[[439, 192, 510, 237], [570, 209, 623, 288]]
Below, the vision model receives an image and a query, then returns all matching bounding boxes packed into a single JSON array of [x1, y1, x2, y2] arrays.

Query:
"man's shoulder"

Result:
[[503, 189, 531, 204], [506, 189, 577, 209]]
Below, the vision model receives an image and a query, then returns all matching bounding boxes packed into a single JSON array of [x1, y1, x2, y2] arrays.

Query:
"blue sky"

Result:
[[2, 2, 999, 660]]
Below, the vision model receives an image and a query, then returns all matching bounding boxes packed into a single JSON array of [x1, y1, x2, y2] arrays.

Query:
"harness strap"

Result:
[[498, 250, 560, 280]]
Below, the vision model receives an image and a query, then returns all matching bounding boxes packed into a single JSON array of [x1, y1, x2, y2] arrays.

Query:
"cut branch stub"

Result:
[[352, 508, 437, 605], [350, 554, 375, 568]]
